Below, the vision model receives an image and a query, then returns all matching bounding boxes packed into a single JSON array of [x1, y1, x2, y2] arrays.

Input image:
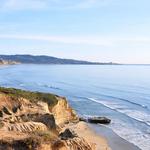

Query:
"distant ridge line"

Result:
[[0, 54, 119, 65]]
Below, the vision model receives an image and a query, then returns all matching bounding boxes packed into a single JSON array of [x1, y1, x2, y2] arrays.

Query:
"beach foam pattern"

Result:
[[88, 98, 150, 150]]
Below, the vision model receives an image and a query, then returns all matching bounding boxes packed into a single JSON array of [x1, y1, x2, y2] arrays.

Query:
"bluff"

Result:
[[0, 87, 94, 150]]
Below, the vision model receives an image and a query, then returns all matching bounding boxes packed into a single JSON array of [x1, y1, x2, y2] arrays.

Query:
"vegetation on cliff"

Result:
[[0, 87, 58, 107], [0, 87, 94, 150]]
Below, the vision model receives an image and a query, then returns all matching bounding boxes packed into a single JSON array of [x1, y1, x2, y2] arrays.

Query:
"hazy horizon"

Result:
[[0, 0, 150, 64], [1, 53, 150, 65]]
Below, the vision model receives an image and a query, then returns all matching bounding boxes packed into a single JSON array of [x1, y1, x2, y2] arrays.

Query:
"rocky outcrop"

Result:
[[79, 116, 111, 124], [0, 87, 95, 150], [59, 129, 77, 140], [59, 129, 92, 150], [51, 97, 78, 125], [88, 117, 111, 124]]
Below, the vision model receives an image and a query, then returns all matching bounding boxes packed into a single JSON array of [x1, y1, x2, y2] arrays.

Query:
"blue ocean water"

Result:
[[0, 64, 150, 150]]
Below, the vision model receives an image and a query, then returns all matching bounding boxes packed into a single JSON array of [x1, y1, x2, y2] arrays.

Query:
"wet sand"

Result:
[[89, 123, 141, 150]]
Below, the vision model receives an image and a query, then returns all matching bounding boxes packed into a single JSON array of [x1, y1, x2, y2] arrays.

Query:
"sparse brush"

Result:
[[32, 130, 58, 142], [0, 87, 58, 107]]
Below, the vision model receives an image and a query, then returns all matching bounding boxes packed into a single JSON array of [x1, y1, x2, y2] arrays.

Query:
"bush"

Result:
[[0, 87, 58, 107]]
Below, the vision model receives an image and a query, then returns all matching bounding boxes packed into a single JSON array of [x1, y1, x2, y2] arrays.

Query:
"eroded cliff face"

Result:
[[51, 97, 78, 125], [0, 87, 93, 150]]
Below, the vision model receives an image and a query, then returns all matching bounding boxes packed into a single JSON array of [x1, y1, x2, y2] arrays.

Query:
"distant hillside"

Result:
[[0, 55, 118, 65], [0, 59, 19, 65]]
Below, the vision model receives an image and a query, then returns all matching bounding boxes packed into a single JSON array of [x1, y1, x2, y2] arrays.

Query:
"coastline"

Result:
[[0, 87, 111, 150], [0, 86, 142, 150], [65, 121, 141, 150], [63, 121, 111, 150], [89, 123, 141, 150]]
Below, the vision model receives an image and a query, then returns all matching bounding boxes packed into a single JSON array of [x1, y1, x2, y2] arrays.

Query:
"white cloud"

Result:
[[0, 0, 111, 11], [0, 34, 113, 46], [0, 34, 150, 47]]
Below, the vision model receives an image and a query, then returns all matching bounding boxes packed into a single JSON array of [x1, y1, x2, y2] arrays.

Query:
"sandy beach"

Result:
[[63, 121, 111, 150], [63, 121, 142, 150], [89, 124, 141, 150]]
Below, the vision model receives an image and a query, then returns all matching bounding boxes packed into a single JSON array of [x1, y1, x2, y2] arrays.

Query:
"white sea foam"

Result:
[[87, 98, 150, 150], [88, 98, 150, 126], [110, 119, 150, 150]]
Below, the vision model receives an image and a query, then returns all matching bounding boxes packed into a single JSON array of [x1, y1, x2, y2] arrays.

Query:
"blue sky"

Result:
[[0, 0, 150, 63]]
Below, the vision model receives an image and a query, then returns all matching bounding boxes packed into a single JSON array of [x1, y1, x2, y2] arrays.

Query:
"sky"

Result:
[[0, 0, 150, 64]]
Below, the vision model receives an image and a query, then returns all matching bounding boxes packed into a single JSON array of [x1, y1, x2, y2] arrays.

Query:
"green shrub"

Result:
[[0, 87, 58, 107]]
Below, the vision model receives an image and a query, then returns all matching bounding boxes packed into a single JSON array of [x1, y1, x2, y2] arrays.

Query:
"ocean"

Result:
[[0, 64, 150, 150]]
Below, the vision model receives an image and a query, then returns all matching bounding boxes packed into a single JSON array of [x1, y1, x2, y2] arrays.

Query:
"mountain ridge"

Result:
[[0, 54, 118, 65]]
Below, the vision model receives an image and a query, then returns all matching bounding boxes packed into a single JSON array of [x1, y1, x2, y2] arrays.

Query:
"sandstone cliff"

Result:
[[0, 59, 19, 65], [0, 87, 95, 150]]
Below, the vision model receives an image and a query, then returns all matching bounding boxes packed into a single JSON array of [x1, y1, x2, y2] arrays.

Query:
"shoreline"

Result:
[[63, 121, 111, 150], [89, 123, 141, 150], [0, 86, 111, 150], [0, 86, 143, 150], [66, 121, 141, 150]]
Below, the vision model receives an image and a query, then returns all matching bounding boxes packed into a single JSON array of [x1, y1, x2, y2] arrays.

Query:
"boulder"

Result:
[[79, 117, 87, 122], [88, 117, 111, 124], [59, 129, 77, 140]]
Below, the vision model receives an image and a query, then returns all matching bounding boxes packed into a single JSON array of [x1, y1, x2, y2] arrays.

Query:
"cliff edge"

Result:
[[0, 87, 110, 150]]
